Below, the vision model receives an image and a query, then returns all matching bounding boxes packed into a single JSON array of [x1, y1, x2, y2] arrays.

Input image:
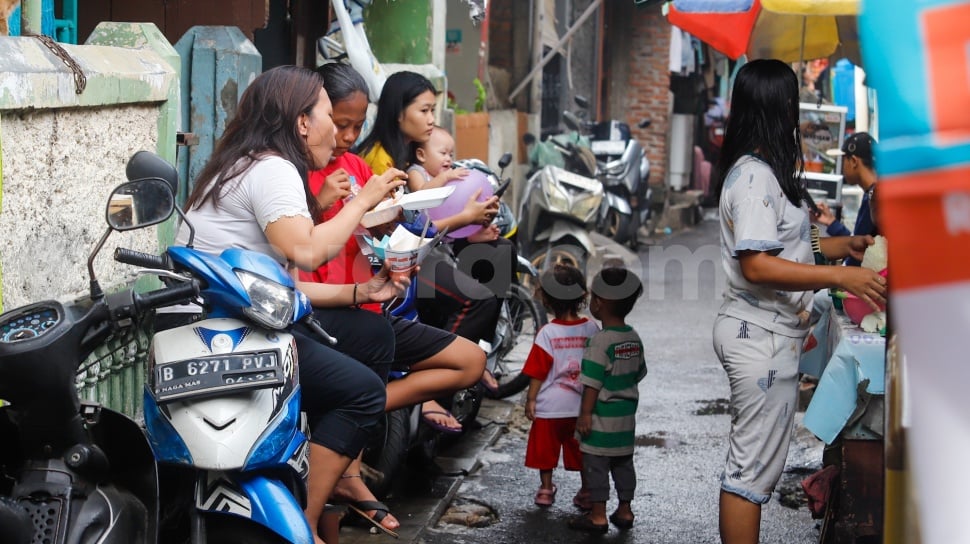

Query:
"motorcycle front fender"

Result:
[[547, 221, 595, 255], [603, 191, 632, 215], [201, 474, 313, 543]]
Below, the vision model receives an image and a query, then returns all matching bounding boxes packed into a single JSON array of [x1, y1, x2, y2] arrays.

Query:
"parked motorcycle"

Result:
[[118, 151, 326, 543], [0, 160, 199, 543], [518, 128, 604, 279], [363, 153, 547, 497], [568, 96, 654, 248]]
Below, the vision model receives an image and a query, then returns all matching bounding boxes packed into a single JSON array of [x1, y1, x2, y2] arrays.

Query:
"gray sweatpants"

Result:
[[712, 314, 802, 504]]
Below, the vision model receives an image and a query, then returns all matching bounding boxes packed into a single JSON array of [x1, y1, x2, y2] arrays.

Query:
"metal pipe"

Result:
[[798, 16, 807, 88], [594, 1, 605, 119]]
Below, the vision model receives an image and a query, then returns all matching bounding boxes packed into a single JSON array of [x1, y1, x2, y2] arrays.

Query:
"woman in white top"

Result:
[[712, 59, 887, 544], [176, 65, 405, 544]]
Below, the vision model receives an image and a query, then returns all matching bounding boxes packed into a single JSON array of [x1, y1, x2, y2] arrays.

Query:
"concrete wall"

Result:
[[0, 23, 179, 311], [488, 109, 540, 213], [444, 0, 482, 111]]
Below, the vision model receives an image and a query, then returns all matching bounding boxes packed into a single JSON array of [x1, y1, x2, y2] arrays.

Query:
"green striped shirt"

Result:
[[579, 326, 647, 456]]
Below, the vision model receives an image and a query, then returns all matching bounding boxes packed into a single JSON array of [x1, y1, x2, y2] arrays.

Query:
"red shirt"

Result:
[[298, 153, 382, 313]]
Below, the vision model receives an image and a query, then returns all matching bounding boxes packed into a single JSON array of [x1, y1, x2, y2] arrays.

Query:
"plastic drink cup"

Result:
[[385, 249, 418, 283]]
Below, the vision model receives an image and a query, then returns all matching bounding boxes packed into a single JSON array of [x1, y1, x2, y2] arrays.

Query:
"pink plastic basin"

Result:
[[841, 268, 888, 325]]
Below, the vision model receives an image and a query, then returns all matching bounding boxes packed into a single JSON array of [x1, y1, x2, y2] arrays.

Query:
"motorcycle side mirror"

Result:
[[574, 95, 590, 109], [562, 111, 582, 131], [126, 150, 179, 196], [498, 152, 512, 170], [89, 175, 177, 299], [638, 119, 652, 129], [106, 178, 176, 231], [124, 151, 196, 247]]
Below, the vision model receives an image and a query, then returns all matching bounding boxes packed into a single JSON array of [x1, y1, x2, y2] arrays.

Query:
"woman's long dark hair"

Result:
[[715, 59, 805, 207], [184, 65, 326, 219], [357, 71, 437, 169]]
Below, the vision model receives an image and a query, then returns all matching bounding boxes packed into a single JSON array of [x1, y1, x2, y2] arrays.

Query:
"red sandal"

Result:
[[533, 484, 557, 507]]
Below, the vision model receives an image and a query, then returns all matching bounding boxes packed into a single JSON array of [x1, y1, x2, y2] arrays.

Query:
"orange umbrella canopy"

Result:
[[666, 0, 860, 64]]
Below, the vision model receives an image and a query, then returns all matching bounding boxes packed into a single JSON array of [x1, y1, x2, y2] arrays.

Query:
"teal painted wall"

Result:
[[175, 26, 261, 202]]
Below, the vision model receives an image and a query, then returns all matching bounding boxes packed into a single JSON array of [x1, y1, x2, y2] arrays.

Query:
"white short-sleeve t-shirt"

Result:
[[718, 155, 814, 337], [176, 156, 312, 265], [522, 318, 601, 418]]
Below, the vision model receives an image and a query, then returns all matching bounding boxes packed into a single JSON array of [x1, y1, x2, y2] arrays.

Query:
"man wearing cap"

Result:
[[815, 132, 878, 266]]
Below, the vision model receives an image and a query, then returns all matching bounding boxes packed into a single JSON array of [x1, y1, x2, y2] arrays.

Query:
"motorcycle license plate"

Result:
[[590, 139, 626, 156], [154, 351, 283, 402]]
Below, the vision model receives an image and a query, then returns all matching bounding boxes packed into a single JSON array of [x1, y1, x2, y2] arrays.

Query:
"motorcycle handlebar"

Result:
[[115, 247, 171, 270], [133, 282, 200, 313], [551, 140, 573, 154], [493, 178, 512, 199]]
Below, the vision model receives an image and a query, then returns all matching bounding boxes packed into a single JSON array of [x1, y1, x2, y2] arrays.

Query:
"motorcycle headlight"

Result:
[[541, 170, 571, 212], [605, 160, 627, 177], [236, 269, 295, 329], [572, 193, 604, 223]]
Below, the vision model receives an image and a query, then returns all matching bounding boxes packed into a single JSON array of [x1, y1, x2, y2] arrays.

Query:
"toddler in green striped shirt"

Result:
[[569, 267, 646, 534]]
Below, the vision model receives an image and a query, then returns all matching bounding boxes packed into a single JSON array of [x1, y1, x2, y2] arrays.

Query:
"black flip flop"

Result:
[[567, 515, 609, 534], [346, 500, 401, 539], [609, 512, 635, 530]]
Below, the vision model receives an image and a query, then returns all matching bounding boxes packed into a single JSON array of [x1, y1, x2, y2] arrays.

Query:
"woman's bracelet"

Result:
[[352, 283, 359, 306]]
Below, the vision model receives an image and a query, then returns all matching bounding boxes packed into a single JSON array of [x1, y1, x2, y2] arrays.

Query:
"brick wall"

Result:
[[606, 3, 671, 187], [489, 0, 673, 185]]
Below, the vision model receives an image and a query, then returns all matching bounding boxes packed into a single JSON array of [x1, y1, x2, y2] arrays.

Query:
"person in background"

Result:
[[358, 71, 508, 390], [712, 59, 887, 544], [406, 123, 521, 394], [814, 131, 879, 266], [570, 267, 646, 533], [405, 125, 470, 192], [299, 62, 488, 536], [522, 264, 599, 510], [174, 65, 403, 544]]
